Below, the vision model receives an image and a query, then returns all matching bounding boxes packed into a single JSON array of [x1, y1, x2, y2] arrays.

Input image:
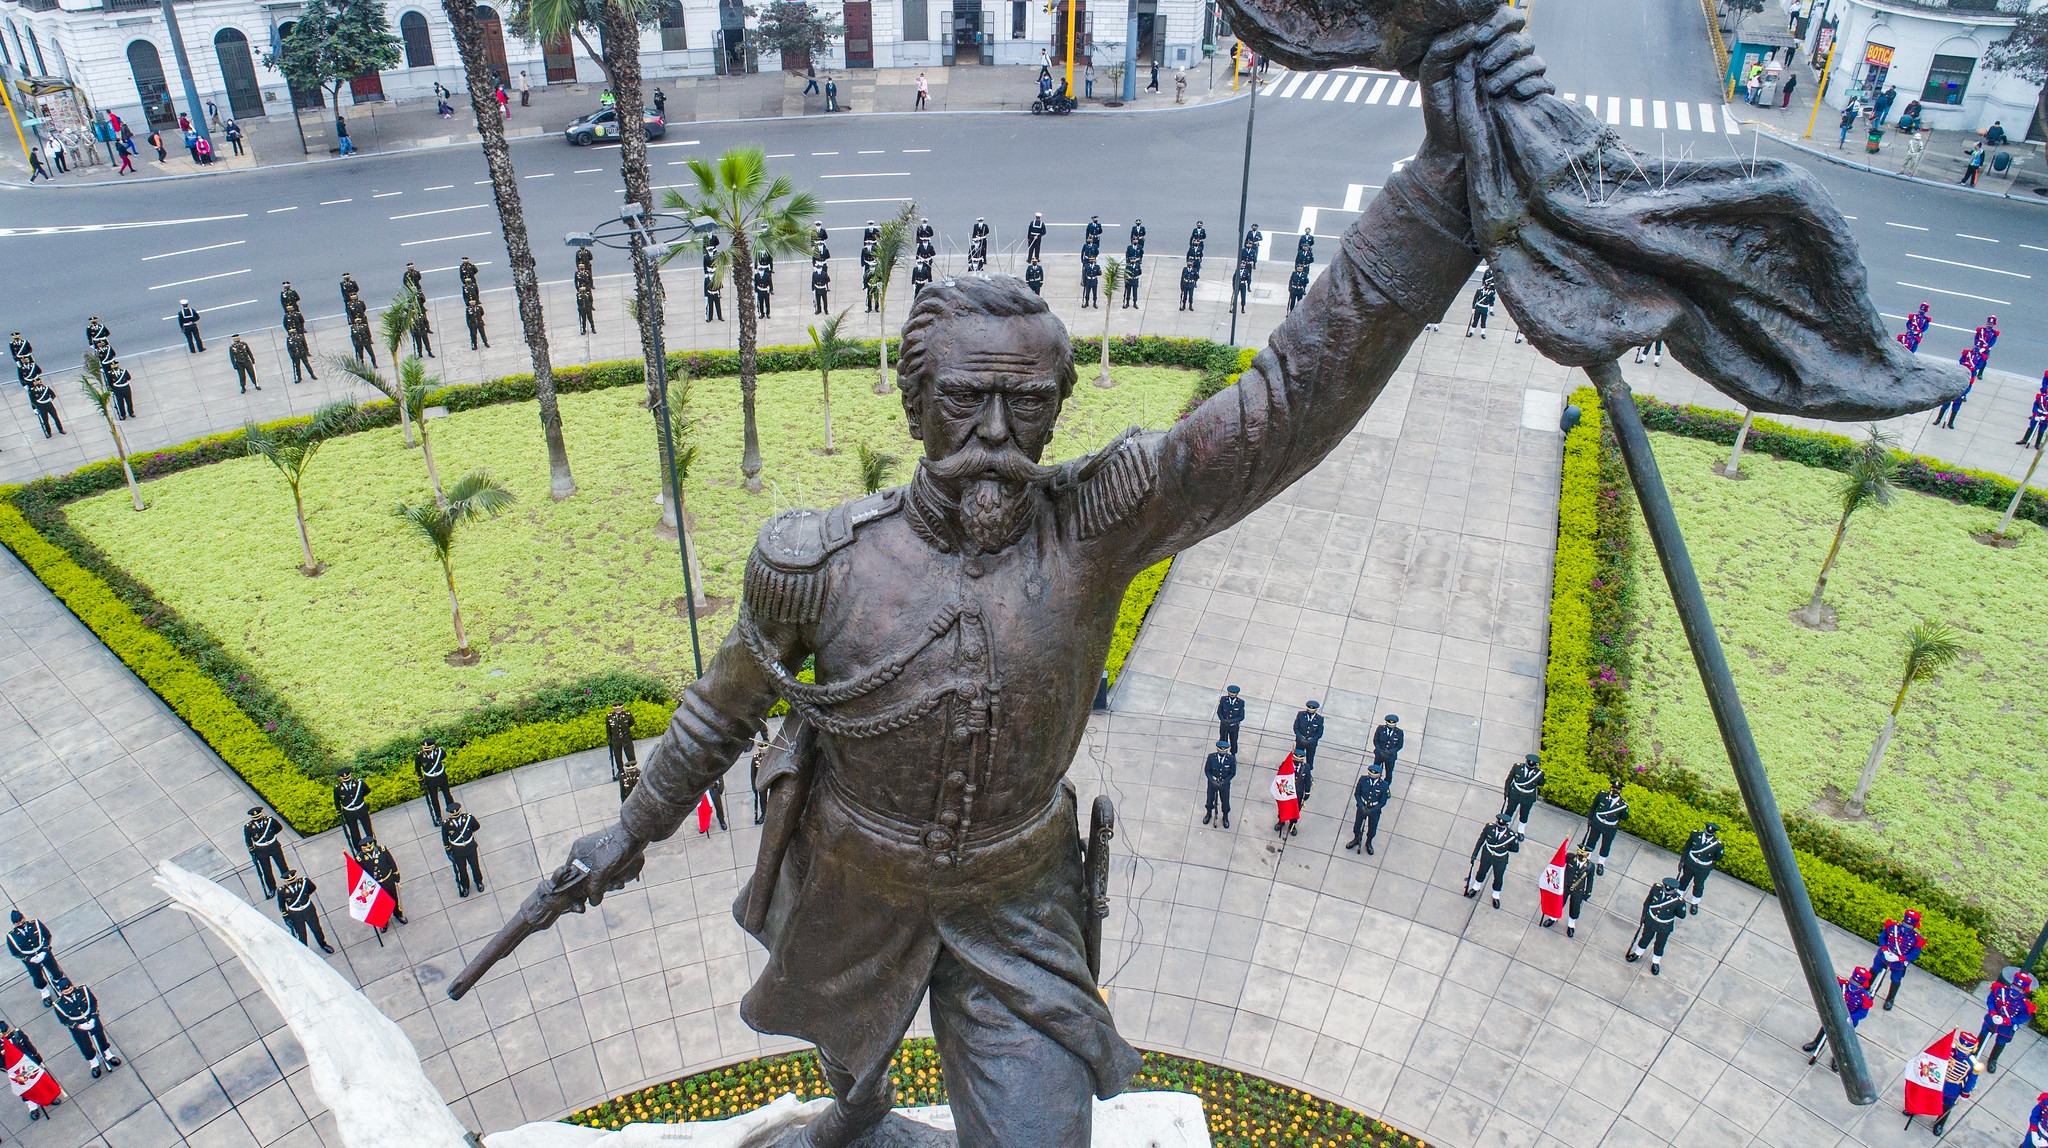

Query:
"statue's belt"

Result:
[[817, 769, 1072, 868]]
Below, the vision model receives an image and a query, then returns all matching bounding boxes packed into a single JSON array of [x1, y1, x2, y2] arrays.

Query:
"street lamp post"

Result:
[[567, 204, 712, 677], [1227, 46, 1258, 347]]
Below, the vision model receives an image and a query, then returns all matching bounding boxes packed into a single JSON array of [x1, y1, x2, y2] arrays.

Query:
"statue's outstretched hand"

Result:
[[1416, 9, 1553, 174], [542, 823, 647, 919]]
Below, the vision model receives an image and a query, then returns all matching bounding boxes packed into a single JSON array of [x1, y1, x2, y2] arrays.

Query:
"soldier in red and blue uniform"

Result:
[[1930, 1030, 1980, 1136], [1799, 965, 1873, 1071], [1872, 910, 1925, 1010], [1898, 302, 1931, 352], [2022, 1090, 2048, 1148], [1936, 353, 1978, 428], [1974, 315, 1999, 362], [2020, 381, 2048, 449], [1976, 970, 2035, 1075]]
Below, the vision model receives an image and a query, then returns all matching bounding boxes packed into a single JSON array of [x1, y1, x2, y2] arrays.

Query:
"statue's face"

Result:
[[915, 314, 1067, 467]]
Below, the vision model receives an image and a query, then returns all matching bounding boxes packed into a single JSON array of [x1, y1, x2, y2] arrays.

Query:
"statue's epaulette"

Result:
[[744, 489, 901, 625], [1056, 427, 1159, 541]]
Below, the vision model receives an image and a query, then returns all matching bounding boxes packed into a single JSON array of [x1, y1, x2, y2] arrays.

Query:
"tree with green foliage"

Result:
[[858, 442, 900, 494], [247, 399, 362, 575], [748, 1, 843, 68], [79, 356, 144, 512], [662, 147, 821, 491], [1096, 258, 1125, 388], [663, 397, 708, 608], [1720, 0, 1765, 35], [393, 470, 517, 662], [1795, 427, 1897, 627], [265, 0, 402, 139], [1987, 9, 2048, 144], [807, 309, 850, 453], [871, 201, 914, 393], [337, 354, 448, 505], [1846, 620, 1965, 817]]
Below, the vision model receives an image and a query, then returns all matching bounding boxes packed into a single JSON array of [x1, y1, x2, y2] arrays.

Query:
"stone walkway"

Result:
[[0, 289, 2039, 1147]]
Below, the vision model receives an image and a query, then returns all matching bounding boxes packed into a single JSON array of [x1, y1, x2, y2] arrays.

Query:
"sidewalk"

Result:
[[1, 57, 1246, 187]]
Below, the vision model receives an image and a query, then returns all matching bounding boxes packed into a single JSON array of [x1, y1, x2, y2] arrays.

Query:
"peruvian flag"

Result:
[[344, 852, 396, 929], [3, 1036, 59, 1108], [696, 793, 714, 833], [1272, 754, 1300, 822], [1538, 838, 1570, 918], [1905, 1030, 1954, 1116]]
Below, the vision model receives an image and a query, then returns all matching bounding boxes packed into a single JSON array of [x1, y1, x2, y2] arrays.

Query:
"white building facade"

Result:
[[0, 0, 1219, 133], [1800, 0, 2045, 136]]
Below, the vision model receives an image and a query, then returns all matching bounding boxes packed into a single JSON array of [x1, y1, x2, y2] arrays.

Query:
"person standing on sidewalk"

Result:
[[2020, 382, 2048, 448], [1084, 64, 1095, 99], [229, 335, 261, 393], [28, 376, 63, 438], [7, 912, 63, 1008], [1874, 85, 1897, 125], [1147, 63, 1159, 92], [1837, 100, 1859, 148], [915, 73, 929, 109], [243, 807, 288, 900], [518, 70, 531, 107], [1778, 72, 1797, 109], [337, 115, 356, 155], [1960, 142, 1985, 186], [177, 301, 204, 353], [106, 359, 136, 417], [1176, 70, 1187, 104]]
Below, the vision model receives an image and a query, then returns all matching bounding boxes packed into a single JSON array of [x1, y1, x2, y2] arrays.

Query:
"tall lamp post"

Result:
[[1227, 45, 1258, 347], [567, 204, 713, 677]]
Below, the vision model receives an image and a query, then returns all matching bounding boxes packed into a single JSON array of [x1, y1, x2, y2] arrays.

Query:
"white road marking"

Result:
[[1904, 253, 2030, 279], [1301, 75, 1327, 100], [421, 262, 491, 274], [1322, 77, 1347, 101], [2022, 244, 2048, 254], [1722, 106, 1741, 134], [1407, 84, 1422, 107], [646, 140, 701, 148], [821, 197, 914, 204], [402, 231, 493, 247], [1584, 93, 1600, 113], [574, 167, 603, 174], [1630, 98, 1644, 127], [373, 191, 404, 198], [812, 150, 840, 156], [390, 204, 491, 220], [1343, 184, 1371, 212], [1956, 233, 1997, 243], [1387, 79, 1409, 105], [425, 184, 455, 191], [525, 172, 554, 179], [320, 198, 352, 205], [474, 179, 492, 185], [149, 268, 250, 291], [820, 172, 910, 179], [859, 149, 887, 153], [1885, 221, 1929, 231], [1364, 78, 1388, 104], [1278, 74, 1307, 98], [1897, 280, 2008, 306], [267, 206, 297, 214], [1697, 102, 1714, 130], [902, 148, 931, 153], [1652, 101, 1667, 129], [1344, 77, 1366, 101], [1675, 102, 1692, 131], [141, 239, 246, 262], [767, 153, 796, 158], [159, 299, 256, 320]]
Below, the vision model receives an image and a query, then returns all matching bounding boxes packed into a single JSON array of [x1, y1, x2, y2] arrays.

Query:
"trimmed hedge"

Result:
[[1540, 388, 1985, 985], [1104, 559, 1173, 688]]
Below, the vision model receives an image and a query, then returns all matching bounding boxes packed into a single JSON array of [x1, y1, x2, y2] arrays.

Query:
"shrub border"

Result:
[[0, 337, 1229, 833], [1539, 388, 1986, 985]]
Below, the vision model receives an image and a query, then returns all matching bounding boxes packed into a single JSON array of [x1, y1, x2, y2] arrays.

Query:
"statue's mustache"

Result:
[[925, 444, 1059, 484]]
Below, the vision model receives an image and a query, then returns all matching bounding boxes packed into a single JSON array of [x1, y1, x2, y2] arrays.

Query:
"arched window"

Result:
[[27, 26, 47, 74], [214, 28, 264, 119], [400, 11, 435, 67], [127, 39, 174, 127]]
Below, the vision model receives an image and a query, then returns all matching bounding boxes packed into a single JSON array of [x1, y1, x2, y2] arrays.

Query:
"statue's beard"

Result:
[[925, 443, 1058, 554]]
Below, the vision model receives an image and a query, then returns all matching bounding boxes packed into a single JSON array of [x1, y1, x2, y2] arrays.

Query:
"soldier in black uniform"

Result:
[[576, 249, 598, 334], [863, 220, 880, 244], [279, 282, 300, 322], [1501, 753, 1544, 837], [1128, 218, 1146, 252], [812, 261, 832, 314], [401, 261, 424, 299], [1084, 216, 1103, 247], [50, 978, 119, 1077], [0, 1017, 59, 1118], [1082, 232, 1101, 262], [1026, 212, 1046, 260], [1232, 261, 1253, 313], [814, 221, 830, 249], [966, 235, 987, 273], [1464, 813, 1522, 908], [1548, 844, 1596, 937], [1466, 269, 1497, 338], [350, 314, 377, 364], [915, 217, 934, 247], [701, 773, 729, 833], [1179, 260, 1199, 310], [1582, 779, 1628, 874], [605, 703, 638, 800], [1121, 255, 1142, 308], [458, 257, 480, 297], [415, 738, 451, 826], [8, 332, 30, 365], [244, 806, 288, 899], [1287, 265, 1310, 312], [1676, 823, 1725, 916], [332, 767, 374, 852], [1627, 876, 1685, 974], [276, 869, 334, 953], [704, 268, 725, 322], [1202, 740, 1236, 828], [1292, 701, 1324, 777], [177, 301, 204, 353], [90, 336, 116, 367], [815, 237, 833, 264], [357, 839, 407, 925], [1295, 227, 1314, 268], [754, 262, 774, 318], [1346, 762, 1389, 853], [409, 306, 435, 358], [7, 911, 63, 1007], [85, 316, 110, 347], [1188, 221, 1206, 253], [346, 293, 369, 326], [442, 800, 484, 896], [702, 233, 722, 275], [465, 298, 489, 348], [971, 217, 989, 244], [16, 352, 39, 391], [229, 335, 261, 393], [1024, 258, 1044, 296], [27, 376, 63, 437], [1243, 223, 1264, 268], [1080, 256, 1100, 309], [1216, 685, 1244, 754], [1371, 715, 1403, 781], [915, 234, 936, 264], [860, 239, 877, 277], [105, 359, 136, 417], [287, 326, 318, 383], [864, 265, 882, 312], [911, 257, 933, 300], [339, 271, 361, 311], [749, 736, 769, 824]]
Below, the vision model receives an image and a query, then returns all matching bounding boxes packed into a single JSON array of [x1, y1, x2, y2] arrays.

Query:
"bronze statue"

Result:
[[454, 1, 1966, 1140]]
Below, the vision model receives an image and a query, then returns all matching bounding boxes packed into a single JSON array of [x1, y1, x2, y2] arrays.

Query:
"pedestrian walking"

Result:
[[149, 129, 166, 163], [605, 703, 638, 800], [414, 738, 452, 826], [50, 979, 120, 1078], [27, 377, 63, 438], [1625, 876, 1685, 974], [243, 806, 288, 899], [1464, 814, 1522, 907], [1874, 84, 1897, 125], [1870, 909, 1926, 1009], [1633, 338, 1663, 364], [356, 839, 407, 925], [1976, 971, 2035, 1073], [440, 800, 485, 896], [1960, 142, 1985, 186], [1345, 762, 1390, 853], [1371, 714, 1404, 781], [653, 87, 667, 117], [1798, 966, 1873, 1071], [1201, 740, 1236, 827], [0, 1018, 64, 1121], [915, 73, 929, 109], [1675, 822, 1724, 914], [803, 62, 819, 95], [1272, 752, 1301, 837], [275, 869, 335, 953], [1540, 844, 1596, 935], [332, 767, 374, 853], [494, 86, 509, 119], [336, 115, 356, 155], [1500, 753, 1544, 836], [1582, 779, 1628, 872], [28, 145, 48, 181], [177, 300, 204, 352], [1084, 64, 1095, 98], [6, 912, 63, 1007], [518, 70, 531, 107], [1837, 100, 1859, 147], [229, 335, 261, 392], [1026, 212, 1046, 259], [105, 360, 136, 417]]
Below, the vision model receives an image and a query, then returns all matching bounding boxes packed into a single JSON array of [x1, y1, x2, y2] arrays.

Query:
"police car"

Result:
[[563, 107, 667, 145]]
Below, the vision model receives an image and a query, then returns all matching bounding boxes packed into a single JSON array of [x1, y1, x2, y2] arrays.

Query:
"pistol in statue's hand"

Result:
[[556, 822, 647, 911]]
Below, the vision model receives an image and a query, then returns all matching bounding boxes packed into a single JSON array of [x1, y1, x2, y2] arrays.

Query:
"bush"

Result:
[[1104, 559, 1172, 688], [1539, 388, 1985, 985]]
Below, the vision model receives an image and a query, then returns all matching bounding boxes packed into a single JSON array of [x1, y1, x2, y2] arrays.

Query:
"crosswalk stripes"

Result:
[[1262, 67, 1740, 134]]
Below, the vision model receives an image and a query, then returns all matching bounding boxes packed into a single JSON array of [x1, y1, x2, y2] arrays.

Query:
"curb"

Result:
[[0, 91, 1250, 192], [1741, 119, 2048, 208]]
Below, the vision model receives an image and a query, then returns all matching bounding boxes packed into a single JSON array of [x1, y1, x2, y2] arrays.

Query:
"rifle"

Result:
[[448, 842, 644, 1001], [1083, 795, 1115, 979]]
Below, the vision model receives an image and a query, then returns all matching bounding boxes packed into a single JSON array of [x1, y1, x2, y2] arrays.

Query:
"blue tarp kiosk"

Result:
[[1725, 30, 1798, 105]]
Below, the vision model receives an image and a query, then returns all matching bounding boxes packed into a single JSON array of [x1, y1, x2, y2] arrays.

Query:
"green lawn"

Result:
[[67, 366, 1196, 756], [1629, 433, 2048, 948]]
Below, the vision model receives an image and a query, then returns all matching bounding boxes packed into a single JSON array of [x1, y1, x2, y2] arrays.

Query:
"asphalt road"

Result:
[[1, 23, 2041, 373]]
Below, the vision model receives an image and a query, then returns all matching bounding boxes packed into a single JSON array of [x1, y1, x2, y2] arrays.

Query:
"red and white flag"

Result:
[[696, 793, 714, 834], [1905, 1029, 1954, 1117], [1272, 754, 1300, 823], [1538, 838, 1570, 919], [344, 852, 396, 929], [3, 1036, 59, 1108]]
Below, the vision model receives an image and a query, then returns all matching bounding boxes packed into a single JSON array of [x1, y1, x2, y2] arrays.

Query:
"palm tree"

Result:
[[372, 291, 421, 448], [247, 399, 361, 575], [871, 201, 914, 393], [337, 355, 448, 505], [79, 356, 143, 512], [1795, 427, 1898, 627], [1721, 407, 1754, 479], [663, 397, 707, 609], [662, 148, 821, 491], [808, 309, 850, 454], [1096, 258, 1125, 388], [857, 442, 900, 495], [393, 470, 517, 663], [439, 0, 577, 501], [1845, 620, 1964, 816]]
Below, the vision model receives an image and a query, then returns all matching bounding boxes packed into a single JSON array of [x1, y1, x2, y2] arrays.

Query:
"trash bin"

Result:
[[1865, 127, 1885, 154]]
